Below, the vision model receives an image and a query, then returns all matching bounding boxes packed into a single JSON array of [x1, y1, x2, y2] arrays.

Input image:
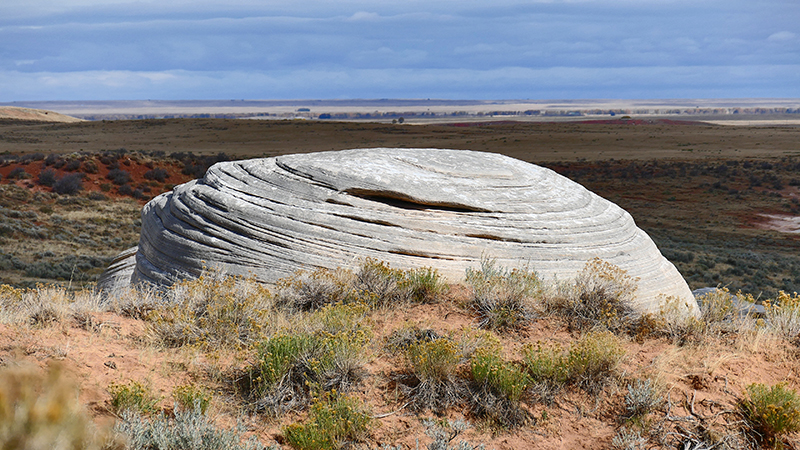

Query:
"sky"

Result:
[[1, 0, 798, 101]]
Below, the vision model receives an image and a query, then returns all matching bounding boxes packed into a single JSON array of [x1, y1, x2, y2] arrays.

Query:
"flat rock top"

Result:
[[274, 149, 565, 213]]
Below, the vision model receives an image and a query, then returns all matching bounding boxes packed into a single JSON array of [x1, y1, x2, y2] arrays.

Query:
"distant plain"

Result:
[[1, 108, 800, 296]]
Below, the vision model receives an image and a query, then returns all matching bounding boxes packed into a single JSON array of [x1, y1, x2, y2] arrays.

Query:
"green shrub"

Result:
[[108, 380, 161, 415], [522, 341, 570, 403], [173, 383, 212, 414], [283, 392, 372, 450], [0, 363, 112, 450], [465, 257, 540, 331], [250, 303, 371, 415], [469, 349, 530, 427], [739, 383, 800, 447], [400, 266, 448, 304], [522, 331, 625, 397], [567, 330, 626, 394], [351, 259, 448, 308], [116, 405, 275, 450], [697, 287, 736, 324], [404, 336, 468, 412], [654, 295, 707, 346], [470, 350, 529, 404]]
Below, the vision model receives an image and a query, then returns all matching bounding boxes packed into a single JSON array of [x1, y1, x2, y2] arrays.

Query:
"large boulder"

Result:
[[101, 148, 696, 314]]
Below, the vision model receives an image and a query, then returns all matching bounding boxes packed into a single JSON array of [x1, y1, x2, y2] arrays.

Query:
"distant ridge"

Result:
[[2, 99, 798, 123], [0, 106, 82, 123]]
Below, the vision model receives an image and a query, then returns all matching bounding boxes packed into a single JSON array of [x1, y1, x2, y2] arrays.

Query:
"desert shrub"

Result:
[[108, 380, 161, 416], [522, 341, 570, 403], [764, 291, 800, 341], [144, 167, 169, 182], [403, 266, 448, 304], [653, 295, 707, 345], [8, 167, 32, 180], [470, 350, 529, 404], [107, 168, 131, 185], [118, 184, 134, 196], [566, 330, 626, 394], [147, 270, 277, 350], [64, 159, 81, 171], [610, 427, 647, 450], [283, 391, 372, 450], [275, 268, 356, 312], [173, 383, 212, 414], [422, 419, 486, 450], [469, 349, 530, 427], [249, 303, 370, 414], [523, 331, 625, 397], [53, 173, 83, 195], [81, 160, 99, 174], [697, 287, 737, 324], [0, 363, 111, 450], [44, 154, 61, 166], [403, 336, 468, 413], [623, 378, 663, 420], [108, 285, 162, 320], [547, 258, 638, 333], [353, 258, 410, 307], [132, 188, 146, 200], [465, 257, 541, 331], [385, 324, 440, 355], [38, 168, 58, 187], [352, 259, 447, 308], [739, 383, 800, 447], [116, 405, 274, 450]]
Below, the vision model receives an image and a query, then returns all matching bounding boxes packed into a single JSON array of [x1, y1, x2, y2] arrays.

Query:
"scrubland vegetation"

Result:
[[2, 257, 800, 449], [3, 120, 800, 448]]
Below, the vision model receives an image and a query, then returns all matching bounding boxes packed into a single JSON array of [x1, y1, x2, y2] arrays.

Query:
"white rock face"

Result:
[[103, 148, 696, 314]]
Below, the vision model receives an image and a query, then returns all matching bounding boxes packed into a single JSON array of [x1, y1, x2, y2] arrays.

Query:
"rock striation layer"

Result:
[[103, 148, 696, 314]]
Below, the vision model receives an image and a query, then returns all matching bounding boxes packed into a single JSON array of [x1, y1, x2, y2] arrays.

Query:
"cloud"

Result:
[[1, 0, 798, 100], [2, 63, 799, 102], [768, 31, 796, 42], [347, 11, 381, 22]]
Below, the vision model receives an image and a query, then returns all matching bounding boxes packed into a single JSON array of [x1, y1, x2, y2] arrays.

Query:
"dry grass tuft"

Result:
[[146, 270, 280, 351], [465, 257, 541, 331], [544, 258, 638, 333], [0, 362, 116, 450]]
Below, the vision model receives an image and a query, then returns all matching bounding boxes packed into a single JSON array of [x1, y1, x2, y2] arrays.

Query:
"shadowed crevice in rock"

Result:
[[344, 188, 492, 213], [99, 148, 697, 315]]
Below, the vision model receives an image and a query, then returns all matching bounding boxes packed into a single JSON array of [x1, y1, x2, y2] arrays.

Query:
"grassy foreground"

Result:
[[1, 258, 800, 449]]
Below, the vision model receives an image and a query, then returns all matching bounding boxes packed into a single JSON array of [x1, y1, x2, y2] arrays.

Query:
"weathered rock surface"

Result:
[[103, 148, 696, 314]]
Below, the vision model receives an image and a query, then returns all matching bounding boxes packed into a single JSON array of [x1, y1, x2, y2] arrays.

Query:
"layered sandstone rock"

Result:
[[102, 148, 696, 314]]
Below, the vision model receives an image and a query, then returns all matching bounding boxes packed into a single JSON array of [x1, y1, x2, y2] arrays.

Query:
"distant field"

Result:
[[1, 117, 800, 296]]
